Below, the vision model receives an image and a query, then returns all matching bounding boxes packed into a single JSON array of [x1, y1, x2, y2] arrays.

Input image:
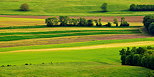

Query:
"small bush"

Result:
[[20, 3, 29, 11]]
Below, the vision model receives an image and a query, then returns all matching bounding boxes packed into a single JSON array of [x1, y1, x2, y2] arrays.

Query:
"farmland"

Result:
[[0, 0, 154, 16], [0, 0, 154, 77], [0, 19, 154, 76]]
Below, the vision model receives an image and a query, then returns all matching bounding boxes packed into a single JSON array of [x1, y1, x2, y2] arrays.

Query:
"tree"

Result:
[[104, 22, 112, 27], [59, 16, 70, 26], [45, 17, 59, 27], [87, 19, 94, 27], [143, 15, 154, 29], [20, 3, 29, 11], [130, 4, 136, 11], [148, 22, 154, 34], [120, 17, 129, 27], [113, 18, 118, 27], [101, 3, 108, 12], [78, 18, 87, 26], [98, 18, 102, 26]]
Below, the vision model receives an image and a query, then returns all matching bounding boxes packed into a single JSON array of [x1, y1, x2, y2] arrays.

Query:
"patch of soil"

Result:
[[0, 15, 144, 22], [0, 34, 151, 48]]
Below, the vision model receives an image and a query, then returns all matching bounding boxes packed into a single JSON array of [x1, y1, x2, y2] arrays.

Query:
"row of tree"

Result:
[[119, 46, 154, 69], [143, 15, 154, 34], [130, 4, 154, 11], [45, 16, 129, 27]]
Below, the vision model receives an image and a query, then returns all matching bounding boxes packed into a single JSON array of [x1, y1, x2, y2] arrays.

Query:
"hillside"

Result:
[[0, 0, 154, 16]]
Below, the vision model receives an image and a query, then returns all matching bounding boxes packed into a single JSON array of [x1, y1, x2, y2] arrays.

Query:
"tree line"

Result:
[[130, 4, 154, 11], [119, 46, 154, 69], [143, 15, 154, 34], [45, 16, 129, 27]]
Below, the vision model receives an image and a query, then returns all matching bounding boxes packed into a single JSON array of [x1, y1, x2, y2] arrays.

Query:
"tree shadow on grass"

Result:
[[88, 11, 108, 13]]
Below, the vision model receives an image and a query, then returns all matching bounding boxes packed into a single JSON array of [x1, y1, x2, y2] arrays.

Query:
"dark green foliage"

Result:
[[87, 19, 94, 27], [143, 15, 154, 29], [130, 4, 154, 11], [78, 18, 87, 26], [20, 3, 29, 11], [113, 18, 118, 27], [130, 4, 136, 11], [59, 16, 70, 26], [119, 46, 154, 69], [94, 18, 102, 27], [147, 71, 154, 77], [148, 23, 154, 34], [101, 3, 108, 12], [45, 17, 59, 27], [120, 17, 129, 27], [104, 22, 112, 27]]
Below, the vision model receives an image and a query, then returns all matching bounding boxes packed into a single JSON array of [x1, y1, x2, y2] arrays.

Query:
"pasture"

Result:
[[0, 0, 154, 16], [0, 21, 154, 76]]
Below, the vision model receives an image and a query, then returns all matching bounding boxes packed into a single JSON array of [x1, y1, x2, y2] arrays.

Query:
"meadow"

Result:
[[0, 0, 154, 16], [0, 0, 154, 76], [0, 22, 154, 76]]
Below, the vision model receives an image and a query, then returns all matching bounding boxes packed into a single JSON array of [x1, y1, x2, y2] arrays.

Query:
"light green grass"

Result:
[[0, 47, 153, 77], [0, 0, 154, 16]]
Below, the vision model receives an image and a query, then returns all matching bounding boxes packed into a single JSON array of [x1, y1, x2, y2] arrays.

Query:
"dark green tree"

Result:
[[113, 18, 118, 27], [101, 3, 108, 12], [20, 3, 29, 11]]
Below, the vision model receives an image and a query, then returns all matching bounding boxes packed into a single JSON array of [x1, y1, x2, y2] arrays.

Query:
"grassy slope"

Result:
[[0, 46, 153, 77], [0, 0, 154, 16], [0, 26, 153, 76]]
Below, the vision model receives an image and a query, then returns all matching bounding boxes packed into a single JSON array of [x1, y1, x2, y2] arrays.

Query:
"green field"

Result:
[[0, 24, 154, 77], [0, 0, 154, 76], [0, 0, 154, 16]]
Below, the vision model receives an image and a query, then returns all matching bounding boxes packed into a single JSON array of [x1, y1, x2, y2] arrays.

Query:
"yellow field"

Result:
[[0, 17, 45, 27]]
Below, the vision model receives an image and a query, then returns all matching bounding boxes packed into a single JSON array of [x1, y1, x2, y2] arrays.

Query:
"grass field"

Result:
[[0, 0, 154, 16], [0, 0, 154, 76], [0, 24, 154, 77]]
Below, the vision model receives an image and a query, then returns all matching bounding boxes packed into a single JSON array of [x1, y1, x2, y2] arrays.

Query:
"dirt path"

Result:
[[0, 34, 151, 48], [0, 15, 144, 22], [3, 41, 154, 53]]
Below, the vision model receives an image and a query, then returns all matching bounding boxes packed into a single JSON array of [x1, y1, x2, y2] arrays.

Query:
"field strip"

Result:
[[3, 41, 154, 53]]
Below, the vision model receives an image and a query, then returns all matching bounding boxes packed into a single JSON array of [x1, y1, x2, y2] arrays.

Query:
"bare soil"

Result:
[[0, 34, 151, 48], [0, 15, 144, 22]]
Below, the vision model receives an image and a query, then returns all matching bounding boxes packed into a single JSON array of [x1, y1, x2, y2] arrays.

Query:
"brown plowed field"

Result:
[[0, 15, 144, 22], [0, 34, 151, 48]]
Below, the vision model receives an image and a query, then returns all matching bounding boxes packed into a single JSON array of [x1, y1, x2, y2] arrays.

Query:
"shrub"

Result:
[[101, 3, 108, 12], [20, 3, 29, 11], [148, 22, 154, 34]]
